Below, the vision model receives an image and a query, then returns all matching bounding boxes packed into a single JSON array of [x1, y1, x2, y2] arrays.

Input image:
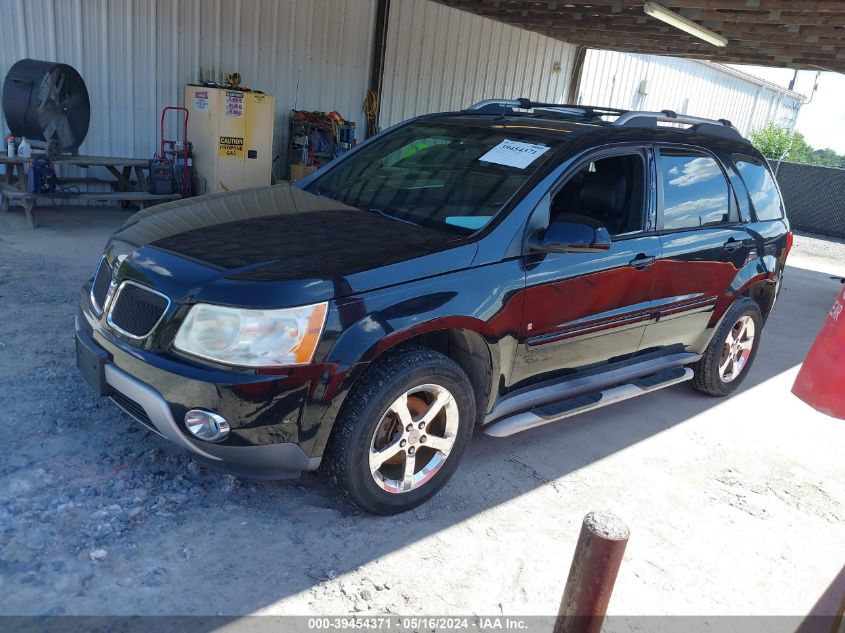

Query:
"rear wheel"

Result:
[[691, 296, 762, 396], [322, 345, 475, 515]]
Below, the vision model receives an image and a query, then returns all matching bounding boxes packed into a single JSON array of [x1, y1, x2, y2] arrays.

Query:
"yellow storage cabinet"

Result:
[[185, 85, 275, 194]]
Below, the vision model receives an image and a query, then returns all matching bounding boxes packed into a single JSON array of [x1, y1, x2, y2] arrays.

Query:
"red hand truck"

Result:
[[160, 106, 190, 198]]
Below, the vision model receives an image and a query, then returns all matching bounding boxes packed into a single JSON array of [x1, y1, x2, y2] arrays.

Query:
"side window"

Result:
[[549, 154, 645, 236], [732, 155, 784, 221], [658, 150, 731, 230]]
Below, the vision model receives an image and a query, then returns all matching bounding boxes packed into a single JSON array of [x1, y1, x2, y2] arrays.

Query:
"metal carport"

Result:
[[432, 0, 845, 95]]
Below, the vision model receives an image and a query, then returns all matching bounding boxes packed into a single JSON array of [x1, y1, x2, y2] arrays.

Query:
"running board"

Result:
[[483, 367, 694, 438], [484, 352, 700, 425]]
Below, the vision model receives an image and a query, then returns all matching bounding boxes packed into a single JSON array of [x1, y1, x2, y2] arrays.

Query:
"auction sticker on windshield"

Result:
[[479, 139, 551, 169]]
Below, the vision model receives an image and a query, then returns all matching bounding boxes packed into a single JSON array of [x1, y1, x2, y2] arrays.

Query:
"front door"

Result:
[[511, 151, 661, 388]]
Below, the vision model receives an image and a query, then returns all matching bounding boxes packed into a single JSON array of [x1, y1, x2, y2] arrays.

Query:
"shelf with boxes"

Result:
[[288, 110, 356, 181]]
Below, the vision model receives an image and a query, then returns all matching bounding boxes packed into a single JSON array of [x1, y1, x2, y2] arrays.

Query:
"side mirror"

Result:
[[530, 219, 612, 254]]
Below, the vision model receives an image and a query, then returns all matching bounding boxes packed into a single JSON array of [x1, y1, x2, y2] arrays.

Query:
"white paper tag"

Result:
[[194, 91, 209, 112], [478, 139, 551, 169], [225, 91, 244, 117]]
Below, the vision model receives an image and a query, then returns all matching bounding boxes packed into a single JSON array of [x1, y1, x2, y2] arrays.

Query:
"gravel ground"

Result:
[[1, 207, 844, 620], [792, 232, 845, 266]]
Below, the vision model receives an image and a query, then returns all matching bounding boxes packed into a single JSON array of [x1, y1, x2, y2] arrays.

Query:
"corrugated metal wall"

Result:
[[0, 0, 805, 182], [577, 49, 802, 136], [0, 0, 375, 173], [378, 0, 578, 128]]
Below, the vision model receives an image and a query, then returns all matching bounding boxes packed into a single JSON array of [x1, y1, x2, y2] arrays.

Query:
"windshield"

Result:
[[308, 120, 561, 235]]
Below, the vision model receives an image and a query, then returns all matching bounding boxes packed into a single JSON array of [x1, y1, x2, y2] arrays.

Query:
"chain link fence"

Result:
[[770, 160, 845, 239]]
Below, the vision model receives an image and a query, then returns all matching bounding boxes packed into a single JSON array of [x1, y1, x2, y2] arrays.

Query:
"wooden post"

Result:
[[554, 511, 629, 633]]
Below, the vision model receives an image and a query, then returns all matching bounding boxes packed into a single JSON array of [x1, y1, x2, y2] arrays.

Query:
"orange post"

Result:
[[793, 283, 845, 420]]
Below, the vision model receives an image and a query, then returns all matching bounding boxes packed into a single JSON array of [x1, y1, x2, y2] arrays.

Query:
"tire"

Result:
[[691, 296, 763, 397], [322, 345, 475, 515]]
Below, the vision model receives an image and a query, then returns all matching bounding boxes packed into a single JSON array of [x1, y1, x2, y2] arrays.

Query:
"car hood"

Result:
[[111, 183, 477, 308]]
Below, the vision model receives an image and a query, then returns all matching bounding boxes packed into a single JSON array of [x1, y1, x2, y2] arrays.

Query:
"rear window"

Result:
[[658, 150, 731, 230], [733, 155, 784, 221], [308, 121, 562, 235]]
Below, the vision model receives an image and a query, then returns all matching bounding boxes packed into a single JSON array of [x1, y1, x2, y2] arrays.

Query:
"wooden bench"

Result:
[[0, 186, 181, 228]]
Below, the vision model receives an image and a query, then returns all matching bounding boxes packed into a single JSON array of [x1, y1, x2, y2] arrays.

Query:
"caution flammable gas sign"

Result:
[[218, 136, 244, 158]]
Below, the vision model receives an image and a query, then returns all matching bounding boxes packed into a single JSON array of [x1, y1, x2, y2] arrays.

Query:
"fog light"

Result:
[[185, 409, 230, 442]]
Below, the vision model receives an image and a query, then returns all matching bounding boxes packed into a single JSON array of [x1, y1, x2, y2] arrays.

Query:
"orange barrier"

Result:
[[792, 283, 845, 420]]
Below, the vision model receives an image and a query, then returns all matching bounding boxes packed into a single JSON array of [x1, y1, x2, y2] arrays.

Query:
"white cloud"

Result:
[[665, 194, 726, 217], [668, 158, 722, 187], [751, 190, 769, 205]]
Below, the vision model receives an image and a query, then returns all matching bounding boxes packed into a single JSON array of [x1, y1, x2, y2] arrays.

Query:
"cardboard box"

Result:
[[290, 164, 317, 181]]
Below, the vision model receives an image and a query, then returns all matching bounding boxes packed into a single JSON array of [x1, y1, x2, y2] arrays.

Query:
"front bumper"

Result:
[[75, 308, 321, 480]]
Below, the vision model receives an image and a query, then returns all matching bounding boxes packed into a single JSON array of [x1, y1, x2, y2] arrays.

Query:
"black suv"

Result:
[[75, 99, 791, 514]]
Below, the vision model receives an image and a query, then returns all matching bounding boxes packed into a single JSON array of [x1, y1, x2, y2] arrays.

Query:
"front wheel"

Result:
[[322, 345, 475, 515], [691, 296, 763, 397]]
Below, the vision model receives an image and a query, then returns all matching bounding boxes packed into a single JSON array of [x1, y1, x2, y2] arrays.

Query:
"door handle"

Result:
[[628, 255, 656, 269], [723, 238, 741, 253]]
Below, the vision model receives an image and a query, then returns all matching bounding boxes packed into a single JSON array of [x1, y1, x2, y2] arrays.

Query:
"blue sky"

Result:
[[732, 65, 845, 155]]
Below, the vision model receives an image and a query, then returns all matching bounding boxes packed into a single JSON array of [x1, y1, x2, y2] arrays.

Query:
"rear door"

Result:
[[639, 147, 753, 353]]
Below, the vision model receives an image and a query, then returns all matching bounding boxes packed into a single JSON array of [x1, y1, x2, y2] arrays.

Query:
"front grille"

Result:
[[107, 282, 170, 338], [110, 391, 163, 436], [90, 257, 112, 314]]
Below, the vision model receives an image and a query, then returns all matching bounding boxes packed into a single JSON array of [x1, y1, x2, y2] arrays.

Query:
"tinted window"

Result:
[[733, 155, 784, 221], [309, 121, 561, 235], [550, 154, 645, 236], [659, 151, 730, 230]]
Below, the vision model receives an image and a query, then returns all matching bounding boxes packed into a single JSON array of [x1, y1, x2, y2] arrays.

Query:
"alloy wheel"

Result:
[[719, 315, 755, 383], [368, 383, 459, 493]]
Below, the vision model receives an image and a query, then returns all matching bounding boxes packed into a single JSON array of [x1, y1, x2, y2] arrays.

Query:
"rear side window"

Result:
[[733, 155, 784, 221], [658, 150, 731, 230]]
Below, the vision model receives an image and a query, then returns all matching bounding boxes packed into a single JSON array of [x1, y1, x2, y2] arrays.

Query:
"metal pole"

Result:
[[554, 511, 630, 633]]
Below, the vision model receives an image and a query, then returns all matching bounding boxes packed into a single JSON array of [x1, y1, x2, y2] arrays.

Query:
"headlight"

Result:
[[173, 302, 328, 368]]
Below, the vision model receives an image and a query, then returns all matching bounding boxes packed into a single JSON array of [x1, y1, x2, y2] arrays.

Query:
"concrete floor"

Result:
[[1, 205, 843, 622]]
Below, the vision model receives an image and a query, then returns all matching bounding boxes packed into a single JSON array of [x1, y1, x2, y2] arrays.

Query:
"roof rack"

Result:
[[464, 99, 745, 141], [613, 109, 743, 141], [465, 98, 627, 121]]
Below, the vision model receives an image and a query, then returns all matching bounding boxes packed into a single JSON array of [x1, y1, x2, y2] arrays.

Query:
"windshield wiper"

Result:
[[313, 189, 423, 228], [365, 206, 422, 228], [313, 187, 346, 201]]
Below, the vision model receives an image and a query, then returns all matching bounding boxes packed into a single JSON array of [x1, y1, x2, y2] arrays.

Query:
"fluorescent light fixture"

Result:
[[644, 2, 728, 47]]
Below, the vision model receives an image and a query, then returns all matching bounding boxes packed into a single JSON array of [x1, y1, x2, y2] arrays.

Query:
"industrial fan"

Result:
[[2, 58, 91, 158]]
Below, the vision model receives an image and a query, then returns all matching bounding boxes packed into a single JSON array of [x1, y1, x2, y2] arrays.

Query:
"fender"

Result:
[[696, 254, 778, 353], [718, 254, 777, 318], [304, 261, 527, 458]]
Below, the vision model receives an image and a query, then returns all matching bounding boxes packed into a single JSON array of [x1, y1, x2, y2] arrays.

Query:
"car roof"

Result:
[[416, 110, 761, 158]]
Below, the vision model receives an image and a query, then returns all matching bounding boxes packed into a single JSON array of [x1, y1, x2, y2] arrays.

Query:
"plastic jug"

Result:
[[17, 137, 31, 158]]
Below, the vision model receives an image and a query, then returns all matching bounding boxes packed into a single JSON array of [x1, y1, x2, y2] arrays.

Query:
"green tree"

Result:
[[787, 132, 814, 164], [749, 123, 808, 161], [749, 123, 845, 166], [809, 148, 845, 168]]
